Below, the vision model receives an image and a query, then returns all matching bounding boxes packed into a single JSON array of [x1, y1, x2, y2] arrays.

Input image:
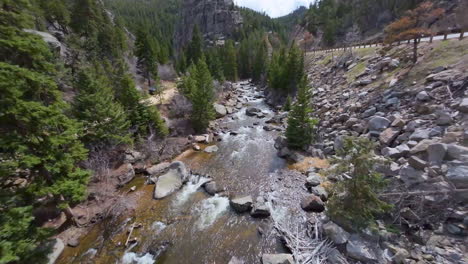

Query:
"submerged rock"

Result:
[[261, 254, 294, 264], [154, 162, 188, 199]]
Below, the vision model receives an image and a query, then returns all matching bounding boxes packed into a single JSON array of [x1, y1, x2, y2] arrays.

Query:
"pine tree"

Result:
[[0, 1, 90, 261], [73, 69, 131, 147], [190, 58, 215, 132], [252, 39, 267, 83], [285, 77, 317, 149], [223, 40, 238, 82], [187, 25, 203, 64], [115, 73, 168, 137], [283, 95, 292, 111], [206, 48, 224, 81], [327, 137, 392, 229], [135, 28, 159, 86]]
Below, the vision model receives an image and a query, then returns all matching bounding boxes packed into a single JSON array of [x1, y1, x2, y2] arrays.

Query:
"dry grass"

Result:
[[288, 157, 330, 173]]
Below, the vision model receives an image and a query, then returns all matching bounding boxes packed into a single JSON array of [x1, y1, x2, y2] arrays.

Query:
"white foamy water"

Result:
[[121, 252, 155, 264], [173, 175, 211, 207], [151, 221, 167, 235], [194, 195, 230, 230]]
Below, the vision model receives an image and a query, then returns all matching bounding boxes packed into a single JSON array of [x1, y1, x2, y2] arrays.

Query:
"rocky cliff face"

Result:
[[173, 0, 242, 53]]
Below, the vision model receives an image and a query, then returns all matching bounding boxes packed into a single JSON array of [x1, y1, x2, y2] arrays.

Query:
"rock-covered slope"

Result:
[[298, 38, 468, 262], [173, 0, 243, 52]]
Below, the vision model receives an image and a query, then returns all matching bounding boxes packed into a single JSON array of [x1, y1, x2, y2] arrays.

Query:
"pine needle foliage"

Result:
[[327, 137, 392, 229]]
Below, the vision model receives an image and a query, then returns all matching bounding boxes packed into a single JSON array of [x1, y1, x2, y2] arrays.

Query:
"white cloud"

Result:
[[234, 0, 314, 18]]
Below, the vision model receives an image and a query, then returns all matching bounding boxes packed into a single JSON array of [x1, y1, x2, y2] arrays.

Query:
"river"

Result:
[[57, 82, 306, 264]]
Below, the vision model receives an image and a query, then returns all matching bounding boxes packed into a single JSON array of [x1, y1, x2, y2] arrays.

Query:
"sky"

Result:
[[234, 0, 315, 18]]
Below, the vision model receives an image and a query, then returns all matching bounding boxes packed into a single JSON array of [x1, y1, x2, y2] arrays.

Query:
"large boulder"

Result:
[[214, 103, 227, 118], [230, 196, 253, 213], [346, 234, 378, 262], [261, 254, 294, 264], [153, 162, 188, 199], [409, 129, 431, 141], [426, 69, 462, 82], [300, 195, 325, 212], [305, 173, 322, 188], [427, 143, 447, 165], [24, 29, 62, 54], [323, 222, 350, 245], [204, 145, 219, 153], [446, 144, 468, 161]]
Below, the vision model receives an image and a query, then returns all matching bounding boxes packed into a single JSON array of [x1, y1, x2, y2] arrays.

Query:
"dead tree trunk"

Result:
[[413, 38, 418, 63]]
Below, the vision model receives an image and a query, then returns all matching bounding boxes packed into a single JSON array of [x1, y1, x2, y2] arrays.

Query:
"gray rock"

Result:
[[427, 143, 447, 165], [228, 256, 245, 264], [300, 195, 325, 212], [251, 197, 270, 218], [379, 128, 400, 145], [327, 249, 348, 264], [246, 107, 261, 116], [409, 129, 431, 141], [368, 116, 391, 132], [305, 173, 322, 188], [146, 162, 171, 176], [274, 136, 287, 150], [362, 107, 377, 118], [323, 222, 350, 245], [47, 238, 65, 264], [400, 165, 427, 187], [391, 118, 406, 128], [346, 234, 378, 262], [405, 119, 424, 132], [408, 156, 427, 170], [334, 136, 346, 153], [124, 150, 144, 163], [154, 162, 188, 199], [446, 144, 468, 160], [261, 254, 294, 264], [435, 110, 453, 126], [311, 186, 328, 201], [214, 103, 227, 118], [382, 144, 410, 159], [416, 91, 430, 101], [446, 163, 468, 188], [426, 69, 462, 82], [459, 98, 468, 113], [67, 238, 79, 247], [204, 145, 219, 153], [230, 196, 253, 213], [410, 139, 439, 154], [24, 29, 62, 54], [203, 181, 221, 195]]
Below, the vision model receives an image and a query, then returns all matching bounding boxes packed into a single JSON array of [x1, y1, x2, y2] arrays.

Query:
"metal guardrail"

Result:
[[308, 30, 467, 54]]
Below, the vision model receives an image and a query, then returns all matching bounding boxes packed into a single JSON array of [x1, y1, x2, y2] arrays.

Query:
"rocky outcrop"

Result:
[[174, 0, 242, 53], [261, 254, 294, 264]]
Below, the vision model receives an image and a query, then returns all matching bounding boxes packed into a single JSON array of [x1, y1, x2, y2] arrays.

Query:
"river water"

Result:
[[57, 82, 299, 264]]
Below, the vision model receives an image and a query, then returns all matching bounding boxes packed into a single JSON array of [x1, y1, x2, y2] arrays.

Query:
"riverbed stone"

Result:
[[446, 144, 468, 161], [251, 197, 270, 218], [346, 234, 378, 262], [246, 107, 261, 116], [154, 162, 187, 199], [305, 173, 322, 188], [203, 181, 221, 195], [214, 103, 227, 118], [230, 196, 253, 213], [323, 222, 350, 245], [300, 195, 325, 212], [261, 254, 294, 264], [204, 145, 219, 153]]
